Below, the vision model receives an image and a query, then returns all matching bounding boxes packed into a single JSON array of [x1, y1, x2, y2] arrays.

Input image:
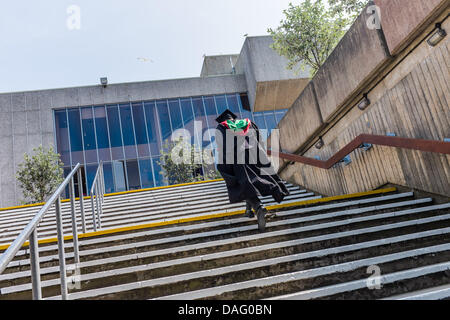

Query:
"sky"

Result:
[[0, 0, 297, 93]]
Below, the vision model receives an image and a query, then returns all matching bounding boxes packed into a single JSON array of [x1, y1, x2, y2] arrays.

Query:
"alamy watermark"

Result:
[[366, 265, 382, 290], [67, 263, 81, 290], [366, 5, 381, 30]]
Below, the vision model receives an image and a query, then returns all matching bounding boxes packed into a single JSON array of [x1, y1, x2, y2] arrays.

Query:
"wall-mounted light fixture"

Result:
[[340, 155, 352, 166], [315, 136, 324, 149], [100, 77, 108, 88], [358, 94, 371, 110], [334, 155, 352, 168], [427, 23, 447, 47], [359, 143, 373, 152]]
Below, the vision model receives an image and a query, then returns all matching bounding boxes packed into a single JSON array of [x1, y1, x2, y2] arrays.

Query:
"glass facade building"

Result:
[[54, 92, 287, 196]]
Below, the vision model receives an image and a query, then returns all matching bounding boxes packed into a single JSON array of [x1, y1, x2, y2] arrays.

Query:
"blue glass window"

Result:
[[56, 92, 255, 195], [143, 101, 161, 156], [126, 159, 141, 190], [264, 111, 277, 133], [85, 163, 98, 194], [139, 158, 154, 188], [239, 93, 251, 111], [94, 106, 111, 162], [73, 166, 86, 197], [275, 109, 287, 123], [106, 105, 124, 160], [81, 107, 98, 164], [168, 99, 183, 132], [226, 94, 241, 117], [237, 93, 253, 121], [253, 113, 266, 130], [112, 160, 127, 192], [214, 95, 227, 115], [157, 100, 172, 142], [103, 162, 115, 193], [203, 96, 218, 130], [132, 102, 150, 158], [180, 98, 195, 145], [67, 108, 84, 165], [192, 97, 209, 147], [152, 157, 165, 187], [63, 167, 71, 198], [54, 109, 70, 165], [119, 103, 137, 159]]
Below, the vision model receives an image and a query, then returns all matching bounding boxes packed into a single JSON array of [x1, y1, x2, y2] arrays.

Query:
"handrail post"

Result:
[[90, 194, 97, 232], [29, 229, 42, 300], [77, 168, 86, 234], [95, 184, 101, 229], [55, 197, 68, 300], [69, 177, 80, 264], [100, 163, 105, 202]]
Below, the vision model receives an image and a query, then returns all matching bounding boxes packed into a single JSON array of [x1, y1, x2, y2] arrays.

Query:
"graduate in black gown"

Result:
[[215, 109, 289, 232]]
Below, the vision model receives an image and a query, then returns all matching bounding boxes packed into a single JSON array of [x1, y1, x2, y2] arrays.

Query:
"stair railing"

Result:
[[90, 161, 105, 232], [0, 163, 85, 300], [268, 134, 450, 169]]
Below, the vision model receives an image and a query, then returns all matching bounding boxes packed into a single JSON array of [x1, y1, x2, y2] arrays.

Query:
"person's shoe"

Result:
[[256, 206, 267, 232], [244, 208, 255, 218]]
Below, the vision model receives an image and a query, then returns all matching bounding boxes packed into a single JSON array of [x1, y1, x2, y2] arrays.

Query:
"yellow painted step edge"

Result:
[[0, 187, 396, 251], [0, 179, 224, 212]]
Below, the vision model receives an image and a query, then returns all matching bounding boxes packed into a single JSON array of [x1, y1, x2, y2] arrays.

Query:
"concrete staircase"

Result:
[[0, 180, 449, 300]]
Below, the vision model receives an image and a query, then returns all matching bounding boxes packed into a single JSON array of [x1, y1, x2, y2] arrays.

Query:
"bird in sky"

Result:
[[137, 57, 154, 63]]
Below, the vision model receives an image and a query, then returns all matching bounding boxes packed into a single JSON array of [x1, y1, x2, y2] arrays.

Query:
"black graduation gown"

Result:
[[215, 122, 290, 204]]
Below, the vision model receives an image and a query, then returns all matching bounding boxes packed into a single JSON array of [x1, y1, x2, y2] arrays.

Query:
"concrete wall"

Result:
[[235, 36, 310, 112], [313, 2, 391, 123], [374, 0, 448, 55], [276, 1, 449, 197], [277, 82, 324, 154], [200, 55, 239, 77], [0, 74, 247, 207]]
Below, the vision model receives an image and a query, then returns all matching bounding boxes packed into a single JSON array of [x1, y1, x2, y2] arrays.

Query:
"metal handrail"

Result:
[[268, 134, 450, 169], [90, 161, 105, 232], [0, 163, 86, 300]]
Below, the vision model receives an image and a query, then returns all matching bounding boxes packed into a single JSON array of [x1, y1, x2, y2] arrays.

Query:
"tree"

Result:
[[268, 0, 368, 76], [329, 0, 367, 18], [16, 145, 64, 204], [158, 138, 220, 185]]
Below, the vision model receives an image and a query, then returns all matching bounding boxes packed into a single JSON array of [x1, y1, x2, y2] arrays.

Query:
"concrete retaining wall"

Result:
[[276, 0, 449, 197]]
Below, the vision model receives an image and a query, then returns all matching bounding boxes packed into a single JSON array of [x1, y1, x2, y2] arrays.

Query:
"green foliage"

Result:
[[268, 0, 368, 76], [329, 0, 367, 18], [16, 145, 64, 204], [158, 138, 221, 185]]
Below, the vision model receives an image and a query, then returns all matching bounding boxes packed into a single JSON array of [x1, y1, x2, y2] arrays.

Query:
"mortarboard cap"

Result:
[[215, 109, 237, 123]]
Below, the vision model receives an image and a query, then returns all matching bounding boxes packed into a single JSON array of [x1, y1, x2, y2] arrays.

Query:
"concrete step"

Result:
[[0, 192, 424, 266], [1, 179, 448, 301], [0, 189, 314, 245], [381, 283, 450, 300], [0, 187, 302, 228], [0, 186, 400, 248], [3, 219, 450, 299], [1, 201, 449, 299], [155, 246, 450, 300]]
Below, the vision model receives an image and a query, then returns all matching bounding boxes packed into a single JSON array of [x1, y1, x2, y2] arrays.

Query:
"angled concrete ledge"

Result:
[[312, 2, 391, 123], [374, 0, 449, 56], [278, 82, 325, 154]]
